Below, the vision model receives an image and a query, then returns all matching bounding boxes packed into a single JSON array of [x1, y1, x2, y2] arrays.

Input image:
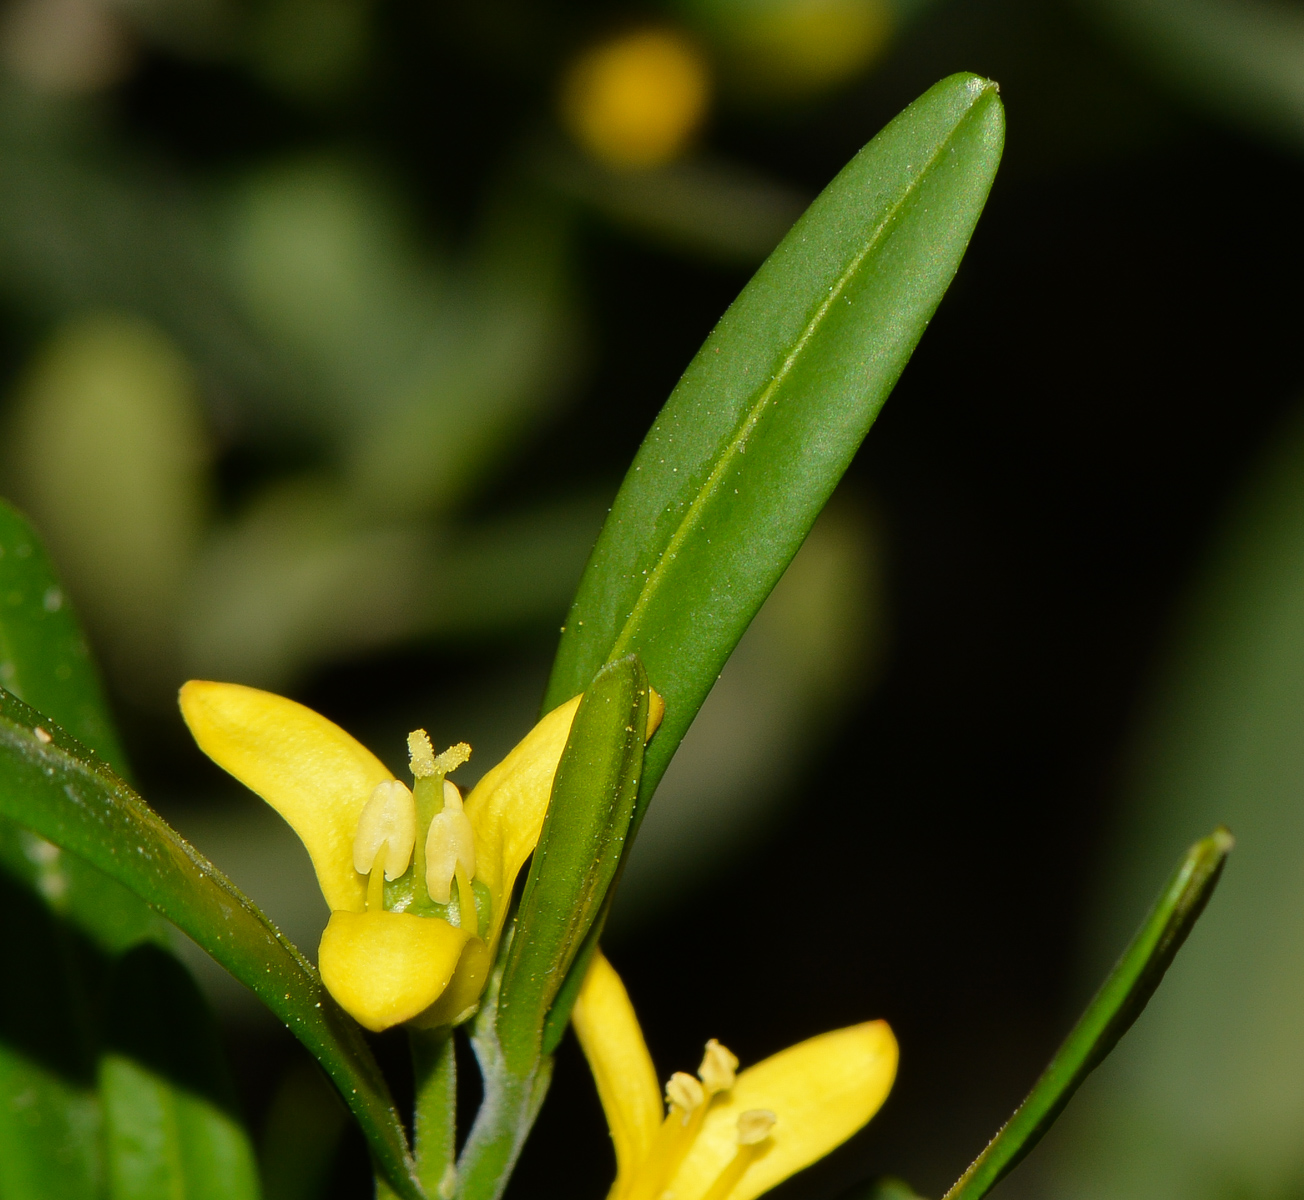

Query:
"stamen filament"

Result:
[[455, 862, 477, 934], [699, 1111, 775, 1200], [625, 1076, 707, 1200], [698, 1144, 763, 1200], [367, 841, 388, 911]]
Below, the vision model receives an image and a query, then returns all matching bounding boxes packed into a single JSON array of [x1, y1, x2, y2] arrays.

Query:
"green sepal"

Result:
[[495, 655, 649, 1075], [543, 73, 1005, 830], [941, 827, 1234, 1200]]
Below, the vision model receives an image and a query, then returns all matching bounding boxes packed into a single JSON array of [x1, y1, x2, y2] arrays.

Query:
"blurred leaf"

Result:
[[100, 944, 260, 1200], [182, 486, 603, 689], [944, 829, 1233, 1200], [0, 98, 272, 397], [223, 162, 577, 519], [1085, 0, 1304, 152], [497, 655, 649, 1072], [839, 1179, 928, 1200], [3, 313, 209, 695], [1042, 406, 1304, 1200], [539, 145, 809, 263], [0, 689, 422, 1200], [680, 0, 897, 100], [545, 72, 1003, 825], [259, 1060, 347, 1200]]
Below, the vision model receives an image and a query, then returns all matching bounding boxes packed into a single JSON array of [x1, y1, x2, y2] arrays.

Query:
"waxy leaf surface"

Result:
[[544, 72, 1005, 817]]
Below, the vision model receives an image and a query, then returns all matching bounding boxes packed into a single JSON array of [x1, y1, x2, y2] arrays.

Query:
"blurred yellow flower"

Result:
[[573, 952, 898, 1200], [713, 0, 891, 100], [561, 29, 710, 169]]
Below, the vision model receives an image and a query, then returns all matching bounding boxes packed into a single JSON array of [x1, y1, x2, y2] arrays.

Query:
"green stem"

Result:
[[411, 1028, 457, 1200], [454, 958, 553, 1200]]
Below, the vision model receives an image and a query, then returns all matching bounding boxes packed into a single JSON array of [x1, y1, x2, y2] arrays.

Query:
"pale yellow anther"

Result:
[[665, 1071, 705, 1115], [353, 780, 416, 880], [736, 1109, 777, 1146], [408, 729, 437, 778], [698, 1038, 739, 1095], [425, 781, 476, 904]]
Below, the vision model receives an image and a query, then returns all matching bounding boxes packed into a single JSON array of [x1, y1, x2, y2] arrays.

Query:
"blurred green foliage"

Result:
[[1039, 406, 1304, 1200]]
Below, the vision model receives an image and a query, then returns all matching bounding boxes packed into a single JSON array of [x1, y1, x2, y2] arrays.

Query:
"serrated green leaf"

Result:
[[941, 828, 1233, 1200], [0, 690, 423, 1200], [543, 73, 1003, 821], [100, 944, 260, 1200]]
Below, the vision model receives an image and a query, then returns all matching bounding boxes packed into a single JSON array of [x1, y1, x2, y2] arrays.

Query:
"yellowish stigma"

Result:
[[408, 729, 438, 778]]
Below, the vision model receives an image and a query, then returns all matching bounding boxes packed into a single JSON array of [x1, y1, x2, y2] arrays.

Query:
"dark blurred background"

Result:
[[3, 0, 1304, 1196]]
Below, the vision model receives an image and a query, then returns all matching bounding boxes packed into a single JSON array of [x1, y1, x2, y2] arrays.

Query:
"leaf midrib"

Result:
[[607, 93, 984, 667]]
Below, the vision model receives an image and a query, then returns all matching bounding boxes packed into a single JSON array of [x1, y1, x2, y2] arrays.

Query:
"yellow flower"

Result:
[[179, 681, 663, 1033], [572, 952, 897, 1200]]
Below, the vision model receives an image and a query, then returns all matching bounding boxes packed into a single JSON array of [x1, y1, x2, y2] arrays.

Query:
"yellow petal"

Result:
[[410, 937, 494, 1029], [318, 910, 470, 1032], [462, 694, 581, 954], [573, 952, 663, 1190], [180, 680, 393, 913], [667, 1021, 898, 1200]]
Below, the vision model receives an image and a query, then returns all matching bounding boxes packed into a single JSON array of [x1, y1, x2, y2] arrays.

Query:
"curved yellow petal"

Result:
[[462, 694, 581, 954], [318, 910, 470, 1032], [410, 937, 494, 1029], [668, 1021, 898, 1200], [573, 952, 663, 1190], [180, 680, 393, 913]]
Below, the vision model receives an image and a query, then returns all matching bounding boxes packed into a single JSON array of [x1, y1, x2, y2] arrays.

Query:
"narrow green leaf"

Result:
[[100, 944, 260, 1200], [497, 655, 649, 1074], [543, 73, 1004, 821], [0, 691, 423, 1200], [941, 827, 1234, 1200]]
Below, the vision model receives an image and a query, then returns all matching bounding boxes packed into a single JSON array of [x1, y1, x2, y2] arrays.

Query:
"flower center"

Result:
[[350, 730, 480, 931], [623, 1039, 777, 1200]]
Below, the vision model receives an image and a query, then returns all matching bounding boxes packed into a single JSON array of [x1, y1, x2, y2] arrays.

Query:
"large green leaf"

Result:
[[543, 73, 1004, 821], [0, 688, 423, 1200]]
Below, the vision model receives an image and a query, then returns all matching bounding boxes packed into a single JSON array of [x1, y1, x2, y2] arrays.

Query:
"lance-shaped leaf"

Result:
[[941, 827, 1234, 1200], [497, 654, 649, 1073], [543, 72, 1004, 819], [0, 690, 423, 1200]]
